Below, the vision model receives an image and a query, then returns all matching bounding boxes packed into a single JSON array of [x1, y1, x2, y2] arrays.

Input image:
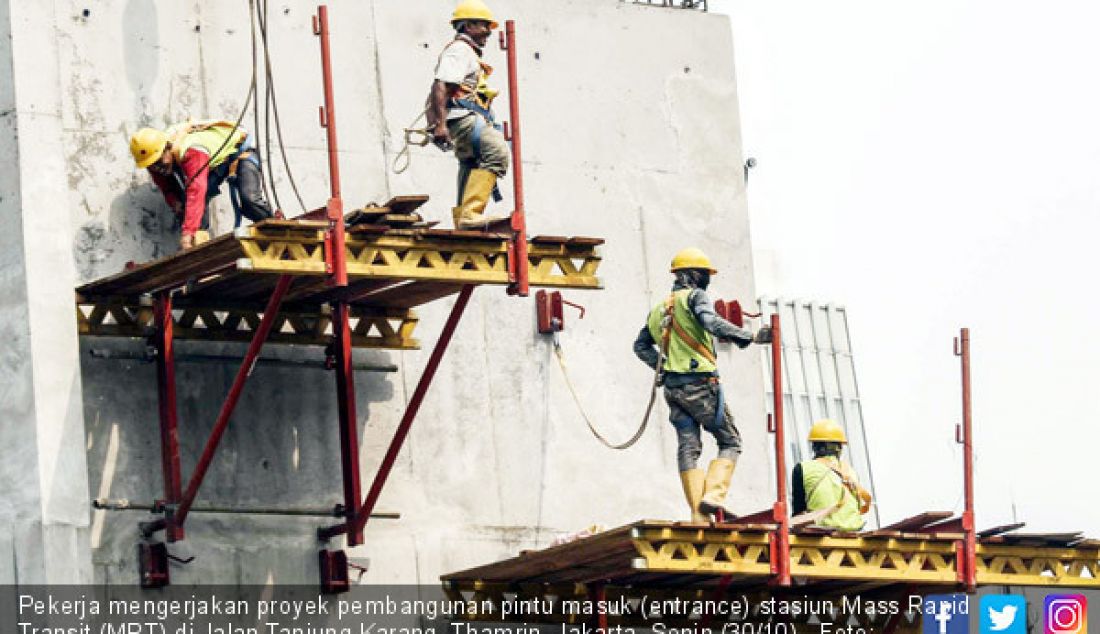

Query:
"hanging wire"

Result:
[[248, 0, 273, 208], [256, 0, 308, 213]]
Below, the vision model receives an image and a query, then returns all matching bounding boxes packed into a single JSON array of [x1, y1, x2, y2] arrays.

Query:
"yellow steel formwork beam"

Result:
[[788, 535, 959, 583], [76, 298, 420, 350], [976, 543, 1100, 587], [630, 525, 773, 575], [234, 226, 603, 289], [626, 530, 1099, 587]]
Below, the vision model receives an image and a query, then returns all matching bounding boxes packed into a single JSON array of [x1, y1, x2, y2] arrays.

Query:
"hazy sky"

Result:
[[713, 0, 1100, 534]]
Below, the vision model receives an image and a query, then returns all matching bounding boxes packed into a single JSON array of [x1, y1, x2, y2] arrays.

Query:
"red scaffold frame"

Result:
[[138, 7, 535, 587]]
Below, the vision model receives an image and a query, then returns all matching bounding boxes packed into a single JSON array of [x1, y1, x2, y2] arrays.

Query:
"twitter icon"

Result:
[[982, 595, 1028, 634]]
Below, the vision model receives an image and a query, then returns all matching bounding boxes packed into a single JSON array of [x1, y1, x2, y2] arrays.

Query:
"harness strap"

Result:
[[665, 294, 718, 365]]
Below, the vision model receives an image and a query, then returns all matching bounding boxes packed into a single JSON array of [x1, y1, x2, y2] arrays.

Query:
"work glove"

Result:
[[431, 124, 453, 152], [753, 326, 773, 344]]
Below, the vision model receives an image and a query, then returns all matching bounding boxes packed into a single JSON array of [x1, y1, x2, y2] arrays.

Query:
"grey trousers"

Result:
[[664, 380, 742, 471], [448, 113, 510, 202]]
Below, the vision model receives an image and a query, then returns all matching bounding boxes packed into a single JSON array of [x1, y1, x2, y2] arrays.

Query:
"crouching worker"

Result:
[[633, 248, 773, 523], [130, 120, 277, 250], [791, 419, 873, 531]]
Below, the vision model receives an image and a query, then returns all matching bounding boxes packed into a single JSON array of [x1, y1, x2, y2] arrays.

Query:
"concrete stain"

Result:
[[73, 221, 112, 280]]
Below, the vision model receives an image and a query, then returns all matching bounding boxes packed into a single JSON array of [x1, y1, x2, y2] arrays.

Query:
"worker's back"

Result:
[[797, 456, 865, 531]]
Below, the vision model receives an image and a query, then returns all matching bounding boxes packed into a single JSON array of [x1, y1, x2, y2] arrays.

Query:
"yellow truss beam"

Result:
[[234, 227, 603, 289], [76, 299, 419, 350], [976, 543, 1100, 586]]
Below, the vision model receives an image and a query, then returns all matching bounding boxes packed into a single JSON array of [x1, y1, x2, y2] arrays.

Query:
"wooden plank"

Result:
[[863, 530, 905, 538], [378, 213, 423, 226], [566, 237, 606, 247], [978, 522, 1026, 538], [383, 194, 430, 214], [914, 518, 965, 534], [879, 512, 953, 532], [359, 281, 466, 309], [421, 228, 511, 241], [530, 235, 570, 244], [441, 523, 643, 582], [995, 532, 1083, 547], [726, 508, 775, 524], [77, 234, 242, 297]]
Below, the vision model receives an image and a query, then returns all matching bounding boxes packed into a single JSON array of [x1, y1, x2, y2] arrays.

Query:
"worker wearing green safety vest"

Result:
[[791, 419, 873, 531], [633, 248, 772, 523], [130, 120, 277, 251]]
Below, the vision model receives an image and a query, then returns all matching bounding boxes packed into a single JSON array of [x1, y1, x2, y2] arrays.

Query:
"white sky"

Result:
[[712, 0, 1100, 534]]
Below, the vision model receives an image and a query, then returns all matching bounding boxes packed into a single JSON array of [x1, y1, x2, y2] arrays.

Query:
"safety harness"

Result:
[[662, 293, 725, 430], [446, 38, 503, 203], [798, 458, 864, 525], [170, 120, 261, 228]]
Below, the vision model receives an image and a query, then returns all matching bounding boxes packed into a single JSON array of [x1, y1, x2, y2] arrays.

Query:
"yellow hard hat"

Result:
[[670, 247, 717, 274], [130, 127, 169, 169], [452, 0, 498, 30], [808, 419, 848, 444]]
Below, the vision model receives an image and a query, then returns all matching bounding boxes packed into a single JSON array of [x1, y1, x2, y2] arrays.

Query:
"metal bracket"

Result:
[[536, 290, 585, 334]]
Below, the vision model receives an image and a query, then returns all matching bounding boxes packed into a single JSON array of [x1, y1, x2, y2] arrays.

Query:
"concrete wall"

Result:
[[5, 0, 765, 584]]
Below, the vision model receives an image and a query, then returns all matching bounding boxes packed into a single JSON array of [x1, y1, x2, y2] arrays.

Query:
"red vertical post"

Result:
[[172, 275, 294, 531], [503, 20, 529, 297], [770, 313, 791, 586], [332, 302, 363, 546], [320, 285, 476, 541], [314, 5, 347, 287], [955, 328, 977, 591], [153, 292, 184, 542]]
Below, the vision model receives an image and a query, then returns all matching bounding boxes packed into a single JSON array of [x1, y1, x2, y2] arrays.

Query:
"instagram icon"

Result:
[[1045, 595, 1088, 634]]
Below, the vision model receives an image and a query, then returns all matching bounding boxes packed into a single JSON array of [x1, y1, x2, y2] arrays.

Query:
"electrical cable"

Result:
[[248, 0, 273, 208], [256, 0, 308, 213]]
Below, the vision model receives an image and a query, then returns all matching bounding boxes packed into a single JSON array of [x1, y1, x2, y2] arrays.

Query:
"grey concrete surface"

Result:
[[0, 0, 94, 583], [4, 0, 765, 584]]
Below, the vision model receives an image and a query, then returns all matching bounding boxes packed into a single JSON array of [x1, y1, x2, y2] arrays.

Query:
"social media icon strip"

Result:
[[981, 595, 1027, 634], [923, 594, 971, 634], [1045, 594, 1088, 634]]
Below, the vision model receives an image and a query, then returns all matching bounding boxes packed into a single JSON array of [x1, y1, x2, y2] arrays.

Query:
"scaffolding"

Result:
[[74, 6, 603, 590], [441, 326, 1099, 629]]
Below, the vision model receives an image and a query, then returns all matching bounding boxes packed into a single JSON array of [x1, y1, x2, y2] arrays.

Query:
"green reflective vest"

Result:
[[646, 289, 717, 374], [799, 456, 864, 531], [170, 120, 245, 169]]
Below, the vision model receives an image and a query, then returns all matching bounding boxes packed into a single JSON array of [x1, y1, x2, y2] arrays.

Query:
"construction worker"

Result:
[[129, 120, 277, 250], [427, 0, 511, 231], [633, 248, 772, 523], [791, 419, 873, 532]]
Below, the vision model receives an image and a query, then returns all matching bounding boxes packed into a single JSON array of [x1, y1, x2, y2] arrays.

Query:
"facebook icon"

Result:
[[923, 594, 971, 634]]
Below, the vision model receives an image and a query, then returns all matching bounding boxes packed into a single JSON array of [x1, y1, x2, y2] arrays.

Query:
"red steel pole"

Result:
[[956, 328, 977, 591], [320, 285, 476, 541], [314, 5, 347, 287], [153, 292, 184, 542], [770, 313, 791, 586], [332, 302, 363, 546], [503, 21, 528, 297], [172, 274, 293, 531]]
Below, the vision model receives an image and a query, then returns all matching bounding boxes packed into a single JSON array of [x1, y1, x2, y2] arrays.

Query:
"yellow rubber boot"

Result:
[[679, 469, 707, 523], [452, 168, 510, 230], [698, 458, 736, 518]]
